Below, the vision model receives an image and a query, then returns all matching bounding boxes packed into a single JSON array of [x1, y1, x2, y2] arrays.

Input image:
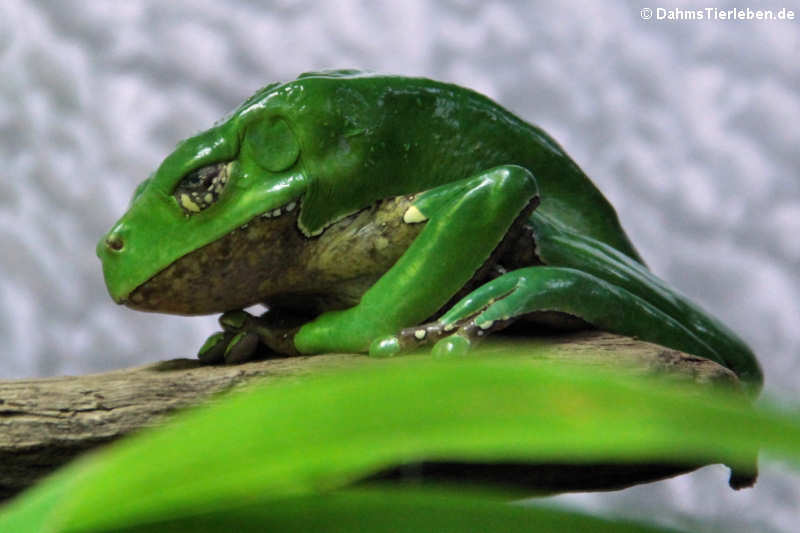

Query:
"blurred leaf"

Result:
[[0, 356, 798, 533], [99, 486, 685, 533]]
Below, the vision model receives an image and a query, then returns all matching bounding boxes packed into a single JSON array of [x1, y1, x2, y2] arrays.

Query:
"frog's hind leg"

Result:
[[394, 266, 724, 364], [530, 211, 762, 392], [293, 165, 541, 355]]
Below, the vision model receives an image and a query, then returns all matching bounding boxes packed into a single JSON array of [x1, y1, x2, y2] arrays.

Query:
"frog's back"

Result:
[[258, 71, 642, 263]]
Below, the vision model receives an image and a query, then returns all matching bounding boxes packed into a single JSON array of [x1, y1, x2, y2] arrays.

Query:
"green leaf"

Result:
[[100, 487, 685, 533], [0, 356, 797, 532]]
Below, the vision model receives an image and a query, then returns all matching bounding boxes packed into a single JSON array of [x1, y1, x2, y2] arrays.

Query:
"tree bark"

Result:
[[0, 331, 743, 500]]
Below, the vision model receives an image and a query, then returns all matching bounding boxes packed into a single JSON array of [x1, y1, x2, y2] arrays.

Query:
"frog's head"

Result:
[[97, 82, 310, 314]]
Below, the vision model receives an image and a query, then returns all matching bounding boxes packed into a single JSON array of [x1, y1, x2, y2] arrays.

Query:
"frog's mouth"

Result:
[[124, 199, 306, 315]]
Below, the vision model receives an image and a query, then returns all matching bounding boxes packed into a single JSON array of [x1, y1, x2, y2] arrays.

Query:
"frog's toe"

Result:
[[198, 310, 263, 365], [223, 331, 261, 364], [197, 331, 232, 364], [198, 330, 260, 365], [431, 315, 513, 357], [369, 335, 402, 358], [219, 309, 252, 332], [431, 334, 471, 358]]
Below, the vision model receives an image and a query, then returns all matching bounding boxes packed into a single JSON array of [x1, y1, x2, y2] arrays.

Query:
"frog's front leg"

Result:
[[293, 165, 540, 354]]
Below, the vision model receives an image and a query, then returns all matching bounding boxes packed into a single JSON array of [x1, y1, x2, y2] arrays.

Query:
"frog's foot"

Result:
[[368, 308, 514, 359], [371, 264, 730, 364], [197, 309, 303, 365]]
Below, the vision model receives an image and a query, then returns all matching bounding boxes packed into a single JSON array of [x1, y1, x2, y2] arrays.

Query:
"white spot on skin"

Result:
[[443, 323, 455, 332], [414, 329, 426, 340], [204, 193, 213, 204], [479, 320, 494, 330], [403, 205, 428, 224], [180, 194, 201, 212], [260, 199, 298, 220]]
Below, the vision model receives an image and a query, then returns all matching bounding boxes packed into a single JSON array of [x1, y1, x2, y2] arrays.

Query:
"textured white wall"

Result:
[[1, 1, 798, 531]]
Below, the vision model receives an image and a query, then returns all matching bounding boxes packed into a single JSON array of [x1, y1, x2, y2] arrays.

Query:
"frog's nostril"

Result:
[[106, 234, 124, 251]]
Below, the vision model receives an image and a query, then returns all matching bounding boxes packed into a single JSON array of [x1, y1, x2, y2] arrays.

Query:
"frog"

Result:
[[96, 70, 762, 394]]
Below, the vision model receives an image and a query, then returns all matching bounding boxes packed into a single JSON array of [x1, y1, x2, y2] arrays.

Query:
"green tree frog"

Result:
[[97, 70, 762, 393]]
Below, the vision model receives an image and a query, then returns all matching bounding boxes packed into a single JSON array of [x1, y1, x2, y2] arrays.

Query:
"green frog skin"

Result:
[[96, 70, 762, 393]]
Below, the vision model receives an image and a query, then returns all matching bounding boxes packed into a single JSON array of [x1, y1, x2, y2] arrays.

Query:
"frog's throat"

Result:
[[124, 195, 425, 316], [124, 199, 304, 315]]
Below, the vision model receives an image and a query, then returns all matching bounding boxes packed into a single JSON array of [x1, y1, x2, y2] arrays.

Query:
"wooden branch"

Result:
[[0, 332, 743, 500]]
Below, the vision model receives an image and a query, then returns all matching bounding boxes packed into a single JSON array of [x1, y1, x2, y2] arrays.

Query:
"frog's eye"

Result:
[[173, 162, 230, 215]]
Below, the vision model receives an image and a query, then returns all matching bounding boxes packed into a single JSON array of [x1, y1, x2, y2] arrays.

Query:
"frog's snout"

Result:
[[97, 222, 132, 304]]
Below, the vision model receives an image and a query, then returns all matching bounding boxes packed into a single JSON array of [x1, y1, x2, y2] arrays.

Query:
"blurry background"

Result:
[[0, 0, 797, 531]]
